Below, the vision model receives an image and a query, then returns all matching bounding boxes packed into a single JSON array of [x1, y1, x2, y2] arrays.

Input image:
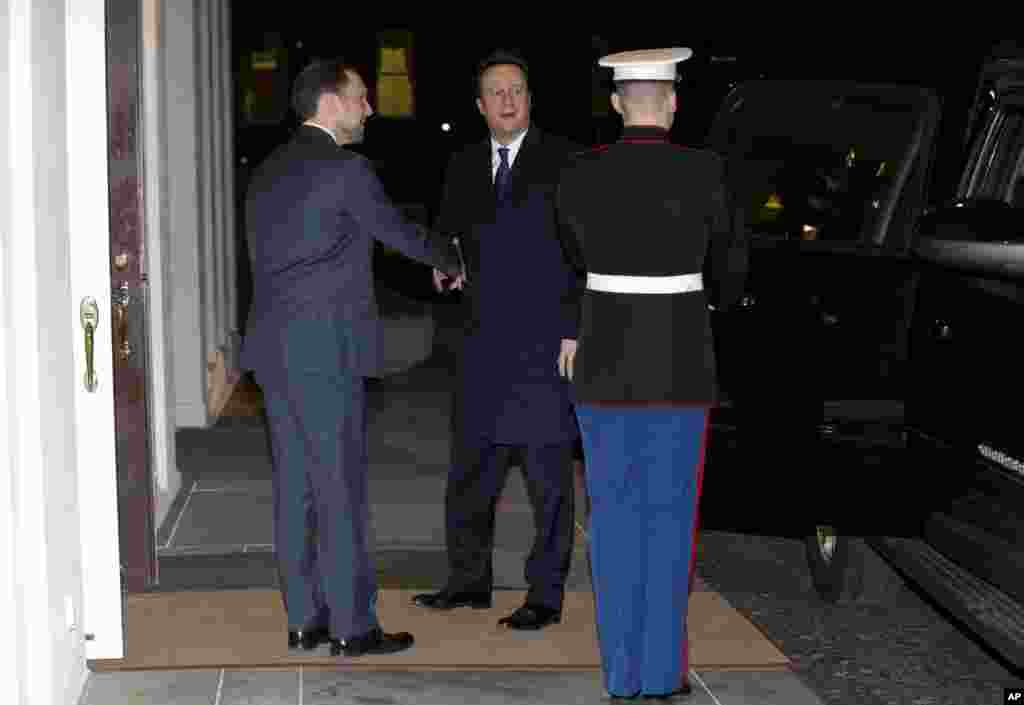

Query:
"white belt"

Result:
[[585, 272, 703, 294]]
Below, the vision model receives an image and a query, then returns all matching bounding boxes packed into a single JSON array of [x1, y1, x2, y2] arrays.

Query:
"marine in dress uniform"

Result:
[[411, 50, 584, 630], [241, 60, 463, 658], [555, 48, 748, 699]]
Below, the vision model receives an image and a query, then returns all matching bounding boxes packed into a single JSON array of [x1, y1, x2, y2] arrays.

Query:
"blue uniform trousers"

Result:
[[258, 339, 380, 641], [574, 404, 708, 697]]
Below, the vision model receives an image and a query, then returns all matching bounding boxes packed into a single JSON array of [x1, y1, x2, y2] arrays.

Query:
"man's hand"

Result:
[[433, 268, 466, 292], [558, 339, 578, 381]]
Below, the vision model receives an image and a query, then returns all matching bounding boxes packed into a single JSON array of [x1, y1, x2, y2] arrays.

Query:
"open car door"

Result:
[[701, 79, 940, 600]]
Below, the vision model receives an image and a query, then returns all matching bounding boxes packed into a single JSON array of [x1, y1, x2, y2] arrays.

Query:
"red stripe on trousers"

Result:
[[682, 411, 709, 677]]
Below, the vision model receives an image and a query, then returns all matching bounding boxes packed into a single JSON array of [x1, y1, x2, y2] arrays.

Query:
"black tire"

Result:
[[805, 527, 865, 603]]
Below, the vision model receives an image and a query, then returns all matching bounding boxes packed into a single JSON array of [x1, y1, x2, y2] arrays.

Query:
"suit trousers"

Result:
[[259, 360, 380, 641], [573, 404, 708, 697], [445, 433, 576, 611]]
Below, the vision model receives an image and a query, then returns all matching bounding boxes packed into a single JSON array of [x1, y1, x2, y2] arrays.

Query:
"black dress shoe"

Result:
[[497, 603, 561, 630], [329, 627, 414, 657], [411, 589, 491, 610], [287, 625, 331, 652], [642, 683, 692, 699]]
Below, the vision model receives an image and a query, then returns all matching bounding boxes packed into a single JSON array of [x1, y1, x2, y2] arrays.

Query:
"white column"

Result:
[[221, 0, 237, 343], [167, 0, 237, 427], [0, 5, 27, 701], [212, 0, 227, 351], [210, 0, 224, 351], [167, 0, 208, 427], [142, 0, 181, 516], [213, 0, 235, 348], [196, 0, 217, 358], [7, 0, 61, 697], [209, 0, 220, 351]]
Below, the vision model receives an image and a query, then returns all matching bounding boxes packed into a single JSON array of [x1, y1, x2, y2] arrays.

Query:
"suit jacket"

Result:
[[240, 125, 461, 380], [556, 125, 749, 405], [435, 126, 584, 338], [434, 126, 584, 444]]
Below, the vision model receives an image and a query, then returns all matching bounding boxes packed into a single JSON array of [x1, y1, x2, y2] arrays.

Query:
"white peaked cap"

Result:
[[598, 47, 693, 81]]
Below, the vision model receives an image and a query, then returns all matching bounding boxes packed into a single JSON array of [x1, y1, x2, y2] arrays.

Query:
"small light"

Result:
[[441, 122, 452, 133], [296, 41, 304, 49]]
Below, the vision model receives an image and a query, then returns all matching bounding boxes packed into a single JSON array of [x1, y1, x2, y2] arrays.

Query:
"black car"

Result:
[[874, 49, 1024, 670], [701, 46, 1024, 669]]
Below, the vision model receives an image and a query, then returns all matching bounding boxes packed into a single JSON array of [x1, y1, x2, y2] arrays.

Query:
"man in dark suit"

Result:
[[240, 59, 464, 658], [411, 50, 583, 631], [556, 48, 748, 699]]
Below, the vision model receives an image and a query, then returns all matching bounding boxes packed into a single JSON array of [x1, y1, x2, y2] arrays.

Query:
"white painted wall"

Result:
[[2, 1, 91, 702]]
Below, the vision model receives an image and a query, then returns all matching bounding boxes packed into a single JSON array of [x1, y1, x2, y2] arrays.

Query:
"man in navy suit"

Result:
[[240, 59, 464, 658], [412, 49, 583, 631]]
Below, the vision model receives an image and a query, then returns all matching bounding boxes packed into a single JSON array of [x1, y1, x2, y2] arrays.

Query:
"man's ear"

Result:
[[476, 97, 485, 117], [314, 92, 335, 119]]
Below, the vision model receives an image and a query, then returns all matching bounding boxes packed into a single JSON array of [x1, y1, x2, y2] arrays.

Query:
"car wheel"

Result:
[[805, 525, 864, 603]]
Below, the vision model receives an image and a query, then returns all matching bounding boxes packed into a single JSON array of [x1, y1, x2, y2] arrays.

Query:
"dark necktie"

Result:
[[494, 146, 511, 203]]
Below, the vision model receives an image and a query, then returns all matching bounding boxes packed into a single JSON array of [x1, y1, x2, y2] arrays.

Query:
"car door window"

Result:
[[709, 83, 930, 249], [743, 138, 893, 244]]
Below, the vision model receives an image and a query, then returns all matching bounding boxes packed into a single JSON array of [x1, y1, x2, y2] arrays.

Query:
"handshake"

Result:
[[433, 235, 469, 293]]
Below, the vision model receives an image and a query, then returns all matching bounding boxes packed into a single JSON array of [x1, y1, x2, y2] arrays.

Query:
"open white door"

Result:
[[67, 0, 125, 661]]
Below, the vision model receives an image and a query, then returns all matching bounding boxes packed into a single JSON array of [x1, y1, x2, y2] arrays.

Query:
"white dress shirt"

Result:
[[303, 120, 338, 145], [491, 127, 528, 181]]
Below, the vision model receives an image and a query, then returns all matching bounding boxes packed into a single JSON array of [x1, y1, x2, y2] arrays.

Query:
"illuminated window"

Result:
[[240, 33, 290, 125], [376, 30, 414, 118]]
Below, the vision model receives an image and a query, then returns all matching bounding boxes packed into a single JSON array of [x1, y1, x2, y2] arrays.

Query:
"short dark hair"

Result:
[[475, 49, 530, 97], [291, 59, 357, 120], [613, 80, 677, 99], [612, 77, 682, 94]]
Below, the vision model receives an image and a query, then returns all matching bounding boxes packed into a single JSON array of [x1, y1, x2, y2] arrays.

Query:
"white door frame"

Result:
[[2, 0, 123, 697], [67, 0, 125, 661]]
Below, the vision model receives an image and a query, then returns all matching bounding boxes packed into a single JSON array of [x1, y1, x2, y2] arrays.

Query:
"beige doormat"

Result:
[[88, 587, 789, 672]]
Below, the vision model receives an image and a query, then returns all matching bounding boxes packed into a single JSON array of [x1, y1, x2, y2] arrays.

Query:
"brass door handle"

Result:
[[113, 282, 132, 361], [80, 297, 99, 392]]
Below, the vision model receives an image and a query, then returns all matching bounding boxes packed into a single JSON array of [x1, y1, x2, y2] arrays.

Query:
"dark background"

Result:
[[230, 29, 1002, 205], [228, 27, 1008, 325], [230, 29, 999, 195]]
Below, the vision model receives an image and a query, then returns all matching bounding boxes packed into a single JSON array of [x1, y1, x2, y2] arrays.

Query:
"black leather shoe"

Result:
[[411, 589, 491, 610], [329, 627, 414, 657], [287, 625, 330, 652], [497, 603, 561, 630], [642, 683, 693, 699]]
